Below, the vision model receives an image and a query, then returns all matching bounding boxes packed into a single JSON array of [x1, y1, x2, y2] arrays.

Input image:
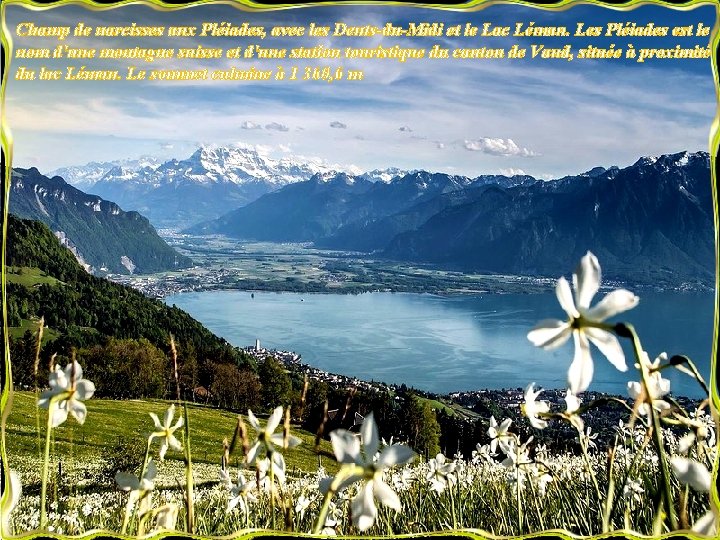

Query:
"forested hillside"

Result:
[[5, 215, 250, 395], [10, 167, 192, 274]]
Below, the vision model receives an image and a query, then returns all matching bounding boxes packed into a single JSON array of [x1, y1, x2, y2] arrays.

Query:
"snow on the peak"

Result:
[[93, 144, 364, 189], [675, 152, 690, 167], [84, 200, 102, 212], [634, 155, 659, 167], [360, 168, 409, 183], [48, 156, 161, 188]]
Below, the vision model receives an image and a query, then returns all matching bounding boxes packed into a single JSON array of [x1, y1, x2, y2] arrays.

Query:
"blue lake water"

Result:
[[165, 290, 715, 398]]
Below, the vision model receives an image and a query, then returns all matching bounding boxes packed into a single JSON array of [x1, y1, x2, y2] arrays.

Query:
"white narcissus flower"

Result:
[[623, 478, 644, 504], [564, 389, 584, 431], [531, 468, 553, 497], [627, 352, 671, 416], [257, 452, 287, 490], [678, 433, 696, 455], [38, 361, 95, 427], [564, 389, 582, 414], [426, 453, 457, 492], [115, 459, 157, 515], [326, 412, 416, 532], [521, 383, 550, 429], [295, 494, 312, 520], [671, 456, 717, 535], [501, 438, 532, 470], [225, 471, 257, 513], [527, 251, 639, 394], [1, 470, 21, 536], [246, 406, 301, 465], [154, 503, 179, 530], [671, 456, 712, 492], [488, 416, 513, 454], [583, 427, 598, 450], [149, 405, 184, 461], [472, 443, 496, 464]]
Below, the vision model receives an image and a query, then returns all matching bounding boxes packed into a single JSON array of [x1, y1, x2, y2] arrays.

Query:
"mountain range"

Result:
[[50, 145, 403, 229], [10, 167, 192, 275], [187, 150, 714, 286]]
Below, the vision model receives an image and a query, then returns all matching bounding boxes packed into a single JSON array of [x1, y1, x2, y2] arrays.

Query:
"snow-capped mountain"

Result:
[[358, 167, 411, 183], [80, 145, 357, 228], [48, 156, 161, 191]]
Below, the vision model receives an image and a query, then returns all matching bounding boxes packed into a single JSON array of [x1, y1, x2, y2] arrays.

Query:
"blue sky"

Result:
[[3, 2, 717, 178]]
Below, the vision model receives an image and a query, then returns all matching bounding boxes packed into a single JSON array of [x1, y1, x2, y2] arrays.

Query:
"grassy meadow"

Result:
[[4, 391, 336, 472]]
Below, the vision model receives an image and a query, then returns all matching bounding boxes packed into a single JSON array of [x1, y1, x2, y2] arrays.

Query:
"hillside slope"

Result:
[[10, 167, 192, 274]]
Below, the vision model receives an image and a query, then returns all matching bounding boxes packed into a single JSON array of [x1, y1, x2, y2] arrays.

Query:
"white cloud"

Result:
[[330, 121, 347, 129], [241, 121, 262, 130], [464, 138, 539, 157], [265, 122, 289, 132], [398, 126, 412, 132], [278, 144, 292, 153]]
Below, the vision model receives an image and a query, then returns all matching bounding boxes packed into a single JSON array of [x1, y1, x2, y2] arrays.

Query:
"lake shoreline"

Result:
[[245, 341, 708, 406]]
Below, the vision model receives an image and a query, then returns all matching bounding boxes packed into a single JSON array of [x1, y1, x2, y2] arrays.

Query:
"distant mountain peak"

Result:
[[632, 150, 708, 170], [633, 155, 659, 167]]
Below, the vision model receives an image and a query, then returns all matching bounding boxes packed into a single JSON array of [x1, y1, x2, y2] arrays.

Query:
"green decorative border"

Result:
[[1, 0, 718, 538]]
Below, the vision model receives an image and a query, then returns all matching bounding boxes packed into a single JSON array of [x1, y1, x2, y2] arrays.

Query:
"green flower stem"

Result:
[[137, 502, 149, 537], [577, 425, 602, 505], [666, 355, 709, 397], [183, 403, 195, 534], [142, 436, 152, 473], [449, 478, 457, 529], [34, 321, 44, 461], [617, 322, 677, 530], [268, 449, 276, 531], [601, 438, 618, 533], [515, 443, 523, 534], [120, 494, 135, 535], [126, 436, 154, 533], [312, 465, 357, 535], [39, 395, 59, 529], [456, 468, 463, 526], [608, 430, 651, 530]]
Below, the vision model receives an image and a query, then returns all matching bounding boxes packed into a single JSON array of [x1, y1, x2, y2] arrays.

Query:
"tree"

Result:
[[80, 338, 168, 398], [210, 362, 261, 411], [401, 394, 441, 458], [257, 356, 292, 410], [9, 330, 38, 389], [300, 379, 329, 431]]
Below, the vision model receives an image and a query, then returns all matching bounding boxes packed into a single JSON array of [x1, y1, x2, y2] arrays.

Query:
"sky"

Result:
[[2, 2, 717, 179]]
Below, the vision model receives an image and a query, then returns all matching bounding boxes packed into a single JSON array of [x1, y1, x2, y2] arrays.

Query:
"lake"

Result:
[[165, 290, 715, 398]]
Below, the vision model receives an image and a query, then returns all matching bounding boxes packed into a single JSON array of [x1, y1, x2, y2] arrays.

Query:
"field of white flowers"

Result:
[[2, 252, 718, 537]]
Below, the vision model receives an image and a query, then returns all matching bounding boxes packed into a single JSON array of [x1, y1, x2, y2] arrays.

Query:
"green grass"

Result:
[[7, 318, 61, 342], [418, 397, 456, 416], [4, 391, 336, 474], [6, 266, 63, 287], [416, 396, 480, 420], [6, 266, 62, 341]]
